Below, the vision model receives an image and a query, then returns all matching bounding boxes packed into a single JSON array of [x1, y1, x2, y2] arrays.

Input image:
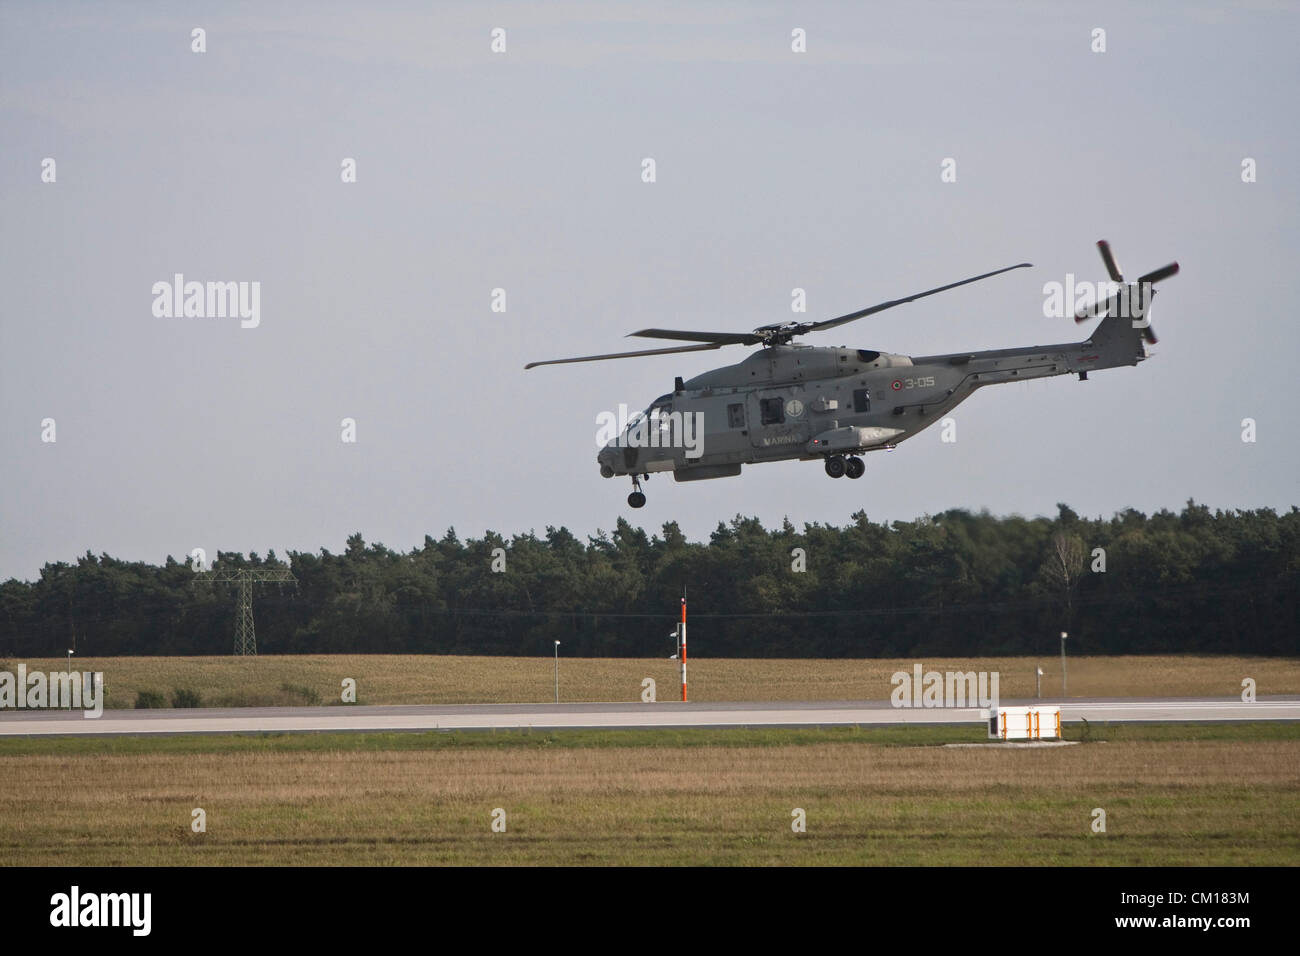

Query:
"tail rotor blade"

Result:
[[1138, 262, 1180, 285], [1097, 240, 1124, 283]]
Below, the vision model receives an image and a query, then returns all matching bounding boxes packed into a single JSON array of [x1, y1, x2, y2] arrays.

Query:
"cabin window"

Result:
[[727, 403, 745, 428], [853, 388, 871, 413], [760, 397, 785, 425]]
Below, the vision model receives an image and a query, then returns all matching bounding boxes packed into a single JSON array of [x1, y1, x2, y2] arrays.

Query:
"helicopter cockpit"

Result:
[[625, 394, 674, 432]]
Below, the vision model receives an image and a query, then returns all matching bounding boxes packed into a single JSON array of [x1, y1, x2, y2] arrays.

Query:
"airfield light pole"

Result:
[[1036, 666, 1043, 699], [554, 641, 561, 704], [680, 596, 687, 702], [1060, 632, 1068, 697]]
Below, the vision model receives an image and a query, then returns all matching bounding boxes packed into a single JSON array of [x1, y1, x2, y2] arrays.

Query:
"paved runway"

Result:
[[1, 697, 1296, 736]]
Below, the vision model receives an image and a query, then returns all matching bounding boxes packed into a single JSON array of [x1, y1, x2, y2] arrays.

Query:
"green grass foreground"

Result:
[[0, 720, 1295, 757], [1, 723, 1295, 866]]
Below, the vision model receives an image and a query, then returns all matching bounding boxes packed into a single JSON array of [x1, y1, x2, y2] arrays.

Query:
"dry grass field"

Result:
[[1, 726, 1296, 865], [6, 654, 1295, 709]]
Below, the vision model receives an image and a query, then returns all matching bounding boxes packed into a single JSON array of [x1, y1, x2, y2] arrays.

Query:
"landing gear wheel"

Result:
[[845, 456, 865, 479], [628, 475, 646, 508], [824, 456, 846, 479]]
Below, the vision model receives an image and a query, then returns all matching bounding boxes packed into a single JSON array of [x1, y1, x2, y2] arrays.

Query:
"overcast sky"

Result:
[[2, 1, 1297, 582]]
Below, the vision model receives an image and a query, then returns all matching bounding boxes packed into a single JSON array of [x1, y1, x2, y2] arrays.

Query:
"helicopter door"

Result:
[[747, 390, 810, 452]]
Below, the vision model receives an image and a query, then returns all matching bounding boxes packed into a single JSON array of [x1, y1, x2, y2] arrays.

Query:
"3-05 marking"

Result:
[[893, 376, 935, 390]]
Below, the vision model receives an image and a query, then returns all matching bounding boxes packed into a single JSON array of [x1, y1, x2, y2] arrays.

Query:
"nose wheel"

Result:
[[628, 474, 647, 508]]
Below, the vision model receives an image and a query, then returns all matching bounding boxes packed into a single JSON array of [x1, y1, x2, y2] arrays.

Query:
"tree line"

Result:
[[1, 501, 1296, 658]]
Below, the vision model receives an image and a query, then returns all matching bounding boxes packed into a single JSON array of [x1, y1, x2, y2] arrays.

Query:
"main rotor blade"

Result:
[[628, 328, 761, 346], [807, 261, 1033, 333], [524, 342, 724, 370]]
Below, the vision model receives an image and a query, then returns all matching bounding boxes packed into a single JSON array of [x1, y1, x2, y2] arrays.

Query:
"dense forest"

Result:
[[1, 502, 1296, 658]]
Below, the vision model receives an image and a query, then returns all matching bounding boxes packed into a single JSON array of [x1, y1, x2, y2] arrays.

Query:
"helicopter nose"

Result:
[[597, 444, 617, 478]]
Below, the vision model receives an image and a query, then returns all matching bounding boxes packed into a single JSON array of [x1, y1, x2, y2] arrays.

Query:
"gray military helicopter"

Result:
[[526, 240, 1178, 508]]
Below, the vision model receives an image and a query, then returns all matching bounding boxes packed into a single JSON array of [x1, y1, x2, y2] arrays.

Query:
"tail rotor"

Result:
[[1074, 240, 1179, 344]]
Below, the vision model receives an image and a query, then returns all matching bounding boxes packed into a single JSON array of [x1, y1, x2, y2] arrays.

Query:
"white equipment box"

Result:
[[983, 705, 1061, 740]]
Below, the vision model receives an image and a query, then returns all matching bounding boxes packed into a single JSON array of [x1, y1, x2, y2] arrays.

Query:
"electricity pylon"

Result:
[[193, 568, 296, 656]]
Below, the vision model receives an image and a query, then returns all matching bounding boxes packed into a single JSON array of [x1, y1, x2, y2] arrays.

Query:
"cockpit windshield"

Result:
[[626, 395, 674, 432]]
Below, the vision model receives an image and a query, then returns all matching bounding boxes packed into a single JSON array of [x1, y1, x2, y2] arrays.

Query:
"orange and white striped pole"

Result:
[[680, 595, 687, 702]]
